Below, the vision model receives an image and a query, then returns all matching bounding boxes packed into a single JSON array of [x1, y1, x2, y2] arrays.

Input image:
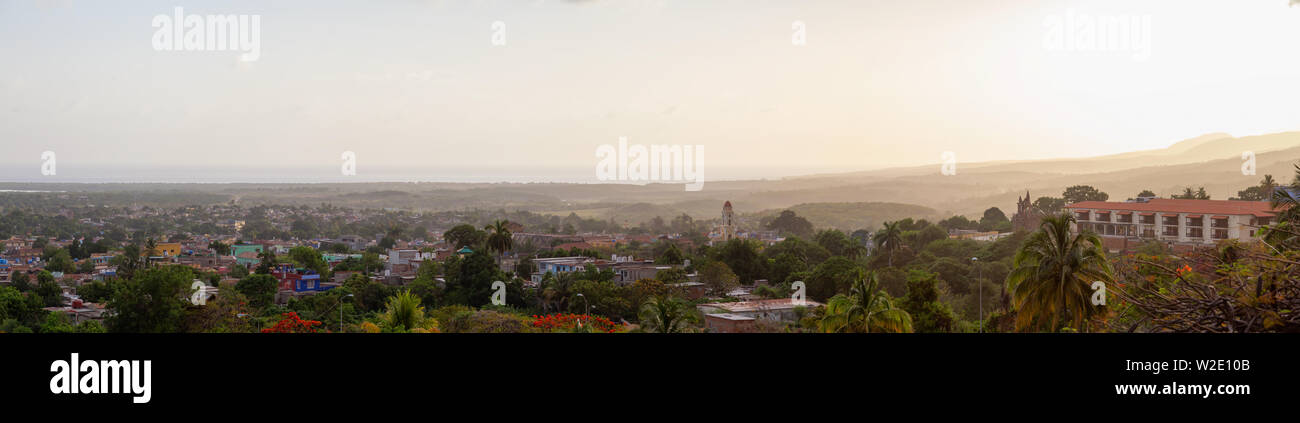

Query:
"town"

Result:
[[1, 167, 1296, 334]]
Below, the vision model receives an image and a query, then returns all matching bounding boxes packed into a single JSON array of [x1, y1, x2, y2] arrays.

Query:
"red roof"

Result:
[[1066, 199, 1277, 217]]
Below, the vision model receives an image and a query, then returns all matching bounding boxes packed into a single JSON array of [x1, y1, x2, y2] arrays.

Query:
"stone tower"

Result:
[[720, 201, 737, 241], [1011, 191, 1041, 233]]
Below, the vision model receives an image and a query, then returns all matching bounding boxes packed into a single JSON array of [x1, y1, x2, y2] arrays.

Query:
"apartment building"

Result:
[[1064, 199, 1277, 250]]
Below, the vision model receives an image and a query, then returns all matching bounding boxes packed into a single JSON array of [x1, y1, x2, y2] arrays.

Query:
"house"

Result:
[[611, 261, 680, 285], [42, 300, 107, 325], [154, 242, 183, 257], [702, 313, 758, 333], [696, 298, 823, 332], [530, 256, 597, 284], [231, 244, 264, 267], [1064, 199, 1279, 251]]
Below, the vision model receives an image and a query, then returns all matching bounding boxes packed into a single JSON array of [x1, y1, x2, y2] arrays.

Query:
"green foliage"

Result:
[[1062, 185, 1109, 204], [442, 250, 509, 307], [766, 210, 815, 239], [1006, 213, 1114, 332], [443, 224, 487, 249], [235, 274, 278, 310], [804, 256, 865, 302], [898, 270, 956, 333], [638, 296, 697, 333], [698, 261, 739, 297], [1033, 197, 1066, 215], [382, 290, 433, 332], [817, 270, 912, 333], [709, 239, 767, 284], [105, 266, 196, 333]]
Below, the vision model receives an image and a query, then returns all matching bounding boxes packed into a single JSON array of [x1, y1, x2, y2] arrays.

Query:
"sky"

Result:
[[1, 0, 1298, 183]]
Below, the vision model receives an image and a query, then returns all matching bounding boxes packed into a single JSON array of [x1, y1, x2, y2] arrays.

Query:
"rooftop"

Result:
[[700, 298, 824, 313], [1065, 199, 1278, 217]]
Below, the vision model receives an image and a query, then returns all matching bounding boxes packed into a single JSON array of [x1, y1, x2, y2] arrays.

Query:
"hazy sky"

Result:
[[1, 0, 1298, 182]]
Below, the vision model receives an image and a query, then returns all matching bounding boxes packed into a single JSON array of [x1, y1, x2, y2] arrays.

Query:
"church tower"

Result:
[[720, 201, 737, 241]]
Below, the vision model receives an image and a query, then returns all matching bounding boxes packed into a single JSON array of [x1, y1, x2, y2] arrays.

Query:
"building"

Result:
[[530, 256, 597, 284], [231, 244, 264, 267], [1012, 191, 1043, 233], [610, 261, 679, 285], [154, 242, 183, 257], [697, 298, 823, 333], [718, 201, 737, 242], [1064, 199, 1278, 251]]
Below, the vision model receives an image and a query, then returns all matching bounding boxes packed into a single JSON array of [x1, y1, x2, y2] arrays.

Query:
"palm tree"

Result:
[[484, 220, 513, 259], [1263, 185, 1300, 247], [383, 290, 431, 332], [143, 238, 159, 268], [1272, 182, 1300, 224], [876, 221, 904, 266], [639, 296, 696, 333], [817, 270, 913, 333], [1005, 213, 1114, 332], [1261, 174, 1278, 200]]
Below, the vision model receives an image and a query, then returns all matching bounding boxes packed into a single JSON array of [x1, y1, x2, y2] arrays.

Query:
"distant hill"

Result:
[[751, 202, 941, 232], [2, 131, 1297, 229]]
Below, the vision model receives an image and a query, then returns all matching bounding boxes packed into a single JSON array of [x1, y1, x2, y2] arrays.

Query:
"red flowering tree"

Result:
[[262, 312, 322, 333], [531, 313, 624, 333]]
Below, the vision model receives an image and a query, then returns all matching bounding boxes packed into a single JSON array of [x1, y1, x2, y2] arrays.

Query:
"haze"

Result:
[[1, 0, 1298, 182]]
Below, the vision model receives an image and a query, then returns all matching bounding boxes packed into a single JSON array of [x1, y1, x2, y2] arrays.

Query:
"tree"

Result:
[[288, 246, 329, 277], [1172, 186, 1211, 200], [710, 239, 767, 284], [143, 238, 159, 267], [36, 279, 63, 307], [10, 272, 30, 292], [1033, 197, 1066, 215], [45, 249, 74, 273], [898, 270, 956, 332], [1233, 175, 1277, 201], [876, 221, 904, 266], [105, 266, 196, 333], [444, 224, 487, 249], [0, 286, 42, 327], [256, 250, 277, 274], [805, 256, 864, 302], [814, 229, 865, 259], [484, 220, 513, 257], [699, 261, 739, 297], [1006, 213, 1115, 332], [1136, 190, 1156, 198], [638, 296, 696, 333], [657, 243, 685, 265], [1062, 185, 1109, 204], [817, 270, 912, 333], [208, 241, 231, 255], [766, 210, 814, 239], [383, 290, 435, 332], [443, 250, 507, 307], [235, 274, 278, 310]]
